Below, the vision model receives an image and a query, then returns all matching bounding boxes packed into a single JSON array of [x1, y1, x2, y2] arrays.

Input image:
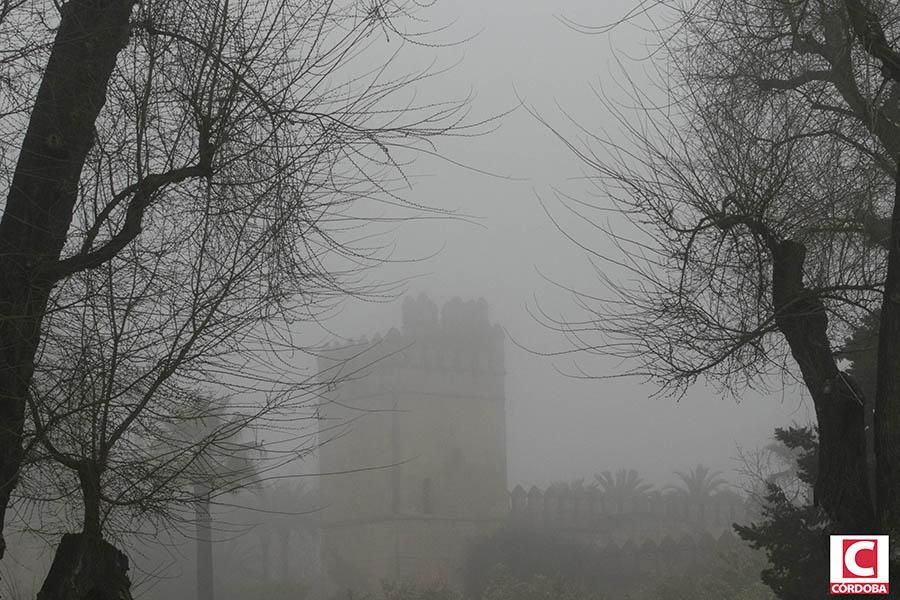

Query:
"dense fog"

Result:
[[0, 0, 895, 599]]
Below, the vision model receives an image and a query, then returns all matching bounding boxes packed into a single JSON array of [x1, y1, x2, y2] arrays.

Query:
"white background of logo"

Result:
[[830, 536, 889, 584]]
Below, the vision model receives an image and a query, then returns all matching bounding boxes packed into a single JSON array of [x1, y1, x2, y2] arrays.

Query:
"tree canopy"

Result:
[[0, 0, 474, 595], [542, 0, 900, 557]]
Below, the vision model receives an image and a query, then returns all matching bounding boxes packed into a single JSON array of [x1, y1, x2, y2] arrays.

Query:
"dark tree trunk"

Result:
[[875, 160, 900, 586], [841, 3, 900, 589], [0, 0, 135, 557], [36, 464, 131, 599], [36, 534, 132, 600], [78, 463, 103, 540], [771, 240, 875, 534], [195, 482, 214, 600]]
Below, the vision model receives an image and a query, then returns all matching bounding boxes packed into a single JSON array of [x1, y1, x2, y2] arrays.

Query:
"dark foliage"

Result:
[[463, 527, 606, 599], [465, 525, 771, 600], [735, 427, 830, 600]]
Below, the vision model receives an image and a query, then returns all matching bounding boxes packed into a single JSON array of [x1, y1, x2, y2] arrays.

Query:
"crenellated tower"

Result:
[[317, 295, 507, 591]]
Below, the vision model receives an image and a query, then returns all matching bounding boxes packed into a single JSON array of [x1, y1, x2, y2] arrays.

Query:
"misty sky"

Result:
[[317, 0, 816, 491]]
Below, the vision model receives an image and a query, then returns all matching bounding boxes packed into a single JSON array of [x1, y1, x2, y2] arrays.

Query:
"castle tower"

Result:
[[317, 295, 507, 591]]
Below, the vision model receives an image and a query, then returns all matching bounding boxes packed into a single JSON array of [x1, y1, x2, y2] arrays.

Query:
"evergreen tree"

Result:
[[735, 427, 829, 600]]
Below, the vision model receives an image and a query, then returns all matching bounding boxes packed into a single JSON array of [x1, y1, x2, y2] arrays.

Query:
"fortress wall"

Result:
[[317, 295, 508, 591]]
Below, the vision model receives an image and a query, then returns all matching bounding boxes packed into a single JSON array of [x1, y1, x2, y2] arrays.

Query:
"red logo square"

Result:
[[842, 538, 878, 579]]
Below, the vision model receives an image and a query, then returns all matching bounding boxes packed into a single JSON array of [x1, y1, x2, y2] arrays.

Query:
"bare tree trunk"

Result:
[[771, 240, 875, 534], [36, 534, 132, 600], [841, 3, 900, 587], [0, 0, 135, 558], [876, 160, 900, 586], [77, 464, 103, 540], [36, 458, 133, 599], [195, 482, 214, 600]]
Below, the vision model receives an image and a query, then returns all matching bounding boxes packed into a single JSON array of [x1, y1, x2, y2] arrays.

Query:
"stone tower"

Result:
[[317, 295, 507, 591]]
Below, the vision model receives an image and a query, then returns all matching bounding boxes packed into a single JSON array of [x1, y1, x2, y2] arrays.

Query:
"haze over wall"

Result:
[[316, 0, 814, 489]]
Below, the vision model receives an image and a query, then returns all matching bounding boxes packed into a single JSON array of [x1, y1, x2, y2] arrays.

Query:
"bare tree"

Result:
[[20, 239, 307, 597], [541, 0, 900, 554], [0, 0, 482, 596], [736, 429, 815, 509], [18, 176, 405, 596], [0, 0, 474, 578]]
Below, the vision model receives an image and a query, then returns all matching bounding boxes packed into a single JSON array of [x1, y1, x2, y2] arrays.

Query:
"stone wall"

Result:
[[509, 484, 750, 545], [317, 295, 508, 592]]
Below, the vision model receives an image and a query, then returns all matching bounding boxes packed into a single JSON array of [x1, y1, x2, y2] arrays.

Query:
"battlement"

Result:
[[317, 294, 509, 591], [402, 294, 493, 337], [317, 294, 505, 381], [507, 485, 749, 544], [497, 486, 752, 588]]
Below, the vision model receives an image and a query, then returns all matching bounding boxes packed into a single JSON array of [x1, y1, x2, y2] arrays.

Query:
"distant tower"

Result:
[[317, 295, 507, 591]]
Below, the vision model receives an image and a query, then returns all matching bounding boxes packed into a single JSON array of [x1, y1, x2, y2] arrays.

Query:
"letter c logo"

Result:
[[845, 540, 876, 577]]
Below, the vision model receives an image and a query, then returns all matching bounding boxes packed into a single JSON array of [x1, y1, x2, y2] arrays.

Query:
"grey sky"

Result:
[[321, 0, 815, 490]]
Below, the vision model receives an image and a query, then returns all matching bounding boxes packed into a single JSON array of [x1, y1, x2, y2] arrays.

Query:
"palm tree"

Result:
[[170, 394, 260, 600], [593, 469, 654, 512], [667, 464, 730, 525], [668, 464, 728, 500]]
